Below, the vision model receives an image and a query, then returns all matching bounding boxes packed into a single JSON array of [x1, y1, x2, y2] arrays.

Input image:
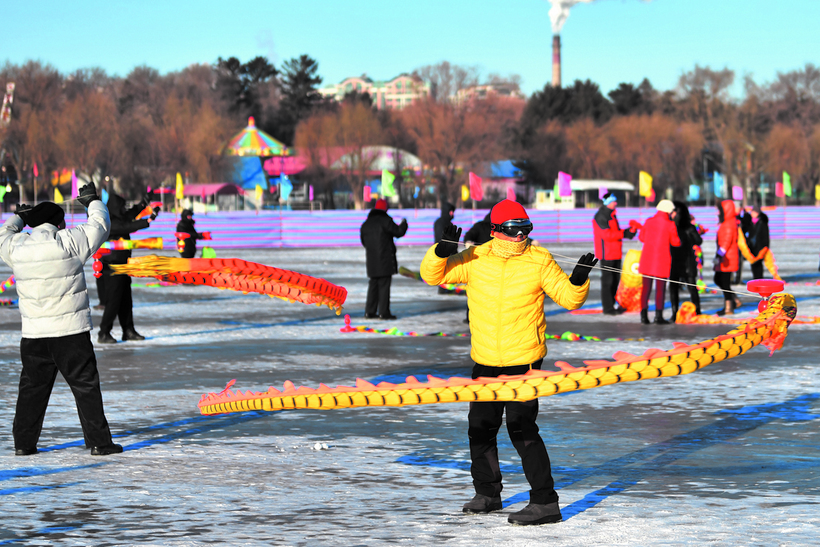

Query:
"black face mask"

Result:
[[491, 219, 533, 238]]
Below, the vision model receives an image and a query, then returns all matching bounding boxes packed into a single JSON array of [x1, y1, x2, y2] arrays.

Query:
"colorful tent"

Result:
[[225, 117, 288, 157]]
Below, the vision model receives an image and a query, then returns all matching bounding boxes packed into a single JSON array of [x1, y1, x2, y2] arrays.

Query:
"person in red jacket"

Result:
[[638, 200, 681, 324], [713, 200, 740, 315], [592, 192, 636, 314]]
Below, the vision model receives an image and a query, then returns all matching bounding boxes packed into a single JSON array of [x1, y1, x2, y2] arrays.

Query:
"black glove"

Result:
[[435, 223, 462, 258], [15, 204, 32, 225], [623, 228, 636, 240], [569, 252, 598, 286], [138, 196, 150, 210], [77, 184, 100, 208], [149, 207, 160, 221]]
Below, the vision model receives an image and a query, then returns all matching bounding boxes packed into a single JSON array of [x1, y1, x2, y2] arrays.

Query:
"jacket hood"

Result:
[[107, 193, 127, 219], [720, 200, 736, 221], [440, 202, 455, 216], [594, 206, 613, 230]]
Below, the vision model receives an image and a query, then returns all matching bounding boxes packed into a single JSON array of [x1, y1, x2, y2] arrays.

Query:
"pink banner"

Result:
[[506, 186, 516, 201], [647, 188, 656, 203], [731, 186, 743, 200], [469, 172, 483, 201], [71, 170, 79, 198], [363, 186, 371, 202], [775, 182, 784, 198], [558, 171, 572, 197]]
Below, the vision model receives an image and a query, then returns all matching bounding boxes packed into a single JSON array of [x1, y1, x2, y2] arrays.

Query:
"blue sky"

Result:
[[4, 0, 818, 96]]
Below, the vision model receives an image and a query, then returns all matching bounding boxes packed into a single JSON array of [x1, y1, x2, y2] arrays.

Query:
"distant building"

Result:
[[319, 74, 430, 110], [453, 82, 525, 105]]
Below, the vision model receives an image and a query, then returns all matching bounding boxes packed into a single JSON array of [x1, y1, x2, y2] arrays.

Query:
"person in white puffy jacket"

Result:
[[0, 184, 123, 457]]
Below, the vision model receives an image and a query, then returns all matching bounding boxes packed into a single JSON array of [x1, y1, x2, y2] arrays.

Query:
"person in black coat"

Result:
[[464, 213, 492, 247], [98, 193, 158, 344], [739, 205, 770, 280], [176, 209, 205, 258], [434, 202, 455, 245], [360, 199, 408, 320], [669, 201, 703, 318]]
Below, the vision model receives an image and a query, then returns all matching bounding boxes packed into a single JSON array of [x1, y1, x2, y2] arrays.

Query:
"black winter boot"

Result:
[[122, 329, 145, 341], [654, 311, 670, 325], [97, 331, 117, 344], [640, 309, 650, 325], [462, 494, 502, 514]]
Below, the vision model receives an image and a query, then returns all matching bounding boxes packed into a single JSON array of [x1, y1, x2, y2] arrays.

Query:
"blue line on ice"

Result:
[[399, 393, 820, 518]]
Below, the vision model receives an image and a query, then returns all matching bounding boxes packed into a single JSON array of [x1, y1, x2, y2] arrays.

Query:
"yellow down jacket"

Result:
[[420, 241, 589, 367]]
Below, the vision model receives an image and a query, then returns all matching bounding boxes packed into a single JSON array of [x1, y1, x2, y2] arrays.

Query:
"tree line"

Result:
[[1, 57, 819, 208]]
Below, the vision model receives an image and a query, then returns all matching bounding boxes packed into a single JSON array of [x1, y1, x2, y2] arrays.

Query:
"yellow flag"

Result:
[[175, 173, 184, 200], [461, 184, 470, 202], [815, 184, 820, 201], [255, 184, 264, 202], [54, 187, 64, 203], [639, 171, 653, 197]]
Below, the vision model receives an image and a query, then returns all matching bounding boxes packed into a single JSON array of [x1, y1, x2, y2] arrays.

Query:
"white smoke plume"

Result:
[[547, 0, 652, 34], [547, 0, 595, 33]]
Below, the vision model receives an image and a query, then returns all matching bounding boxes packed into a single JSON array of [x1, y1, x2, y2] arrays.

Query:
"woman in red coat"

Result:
[[713, 200, 740, 315], [638, 200, 681, 324]]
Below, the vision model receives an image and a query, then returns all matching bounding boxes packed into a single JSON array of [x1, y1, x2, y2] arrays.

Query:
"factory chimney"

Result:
[[552, 35, 561, 88]]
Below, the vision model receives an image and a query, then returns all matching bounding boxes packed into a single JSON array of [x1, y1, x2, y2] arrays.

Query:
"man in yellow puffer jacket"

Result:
[[420, 199, 597, 526]]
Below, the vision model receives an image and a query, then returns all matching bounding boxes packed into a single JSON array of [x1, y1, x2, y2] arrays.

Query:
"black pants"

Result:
[[714, 271, 733, 302], [365, 276, 392, 317], [669, 274, 700, 314], [640, 278, 667, 312], [468, 360, 557, 505], [600, 259, 621, 313], [95, 276, 107, 306], [14, 332, 113, 449], [99, 272, 135, 335], [750, 261, 764, 280]]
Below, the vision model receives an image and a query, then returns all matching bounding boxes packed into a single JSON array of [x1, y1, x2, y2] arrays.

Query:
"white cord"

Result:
[[438, 239, 758, 299]]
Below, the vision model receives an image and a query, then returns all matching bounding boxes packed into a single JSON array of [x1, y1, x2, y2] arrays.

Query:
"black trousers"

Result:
[[95, 276, 107, 306], [669, 274, 701, 314], [14, 332, 113, 449], [714, 271, 733, 302], [600, 259, 621, 313], [99, 273, 135, 335], [468, 360, 557, 505], [365, 276, 392, 317], [750, 261, 764, 280]]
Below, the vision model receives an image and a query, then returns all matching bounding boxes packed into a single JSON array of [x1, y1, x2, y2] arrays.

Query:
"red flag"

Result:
[[363, 186, 372, 202], [468, 172, 483, 201]]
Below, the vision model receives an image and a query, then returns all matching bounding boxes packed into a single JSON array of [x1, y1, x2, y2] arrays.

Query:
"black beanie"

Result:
[[25, 202, 66, 228]]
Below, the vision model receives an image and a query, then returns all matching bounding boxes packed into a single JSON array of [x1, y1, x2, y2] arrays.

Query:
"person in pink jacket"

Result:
[[638, 200, 681, 324]]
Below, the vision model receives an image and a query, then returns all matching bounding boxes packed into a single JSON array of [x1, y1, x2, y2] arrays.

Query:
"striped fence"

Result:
[[2, 205, 818, 248]]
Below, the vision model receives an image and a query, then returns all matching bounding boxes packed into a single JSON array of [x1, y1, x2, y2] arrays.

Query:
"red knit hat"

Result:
[[490, 199, 528, 224], [374, 198, 388, 211]]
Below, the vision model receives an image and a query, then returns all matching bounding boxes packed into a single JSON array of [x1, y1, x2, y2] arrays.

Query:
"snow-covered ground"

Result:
[[0, 238, 818, 546]]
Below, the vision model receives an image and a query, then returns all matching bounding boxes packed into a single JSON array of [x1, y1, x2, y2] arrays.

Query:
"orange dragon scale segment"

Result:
[[198, 294, 798, 416], [109, 255, 347, 313]]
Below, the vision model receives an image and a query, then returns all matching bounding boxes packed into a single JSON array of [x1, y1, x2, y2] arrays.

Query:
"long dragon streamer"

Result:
[[198, 293, 797, 415], [111, 255, 347, 312]]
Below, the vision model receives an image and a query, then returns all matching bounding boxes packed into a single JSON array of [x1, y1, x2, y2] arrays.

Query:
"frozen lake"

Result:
[[0, 237, 818, 546]]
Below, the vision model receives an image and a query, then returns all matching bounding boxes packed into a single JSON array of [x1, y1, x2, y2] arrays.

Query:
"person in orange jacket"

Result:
[[638, 200, 681, 324], [420, 199, 596, 526], [713, 200, 740, 315]]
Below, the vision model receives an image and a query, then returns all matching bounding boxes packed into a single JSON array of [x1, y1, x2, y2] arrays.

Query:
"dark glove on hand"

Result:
[[15, 204, 32, 225], [77, 184, 100, 208], [149, 207, 160, 221], [623, 228, 636, 240], [435, 224, 462, 258], [569, 252, 598, 286]]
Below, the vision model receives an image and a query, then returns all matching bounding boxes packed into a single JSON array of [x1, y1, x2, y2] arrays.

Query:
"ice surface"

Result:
[[0, 239, 818, 545]]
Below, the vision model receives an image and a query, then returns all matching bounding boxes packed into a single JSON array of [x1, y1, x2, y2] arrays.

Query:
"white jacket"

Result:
[[0, 201, 110, 338]]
